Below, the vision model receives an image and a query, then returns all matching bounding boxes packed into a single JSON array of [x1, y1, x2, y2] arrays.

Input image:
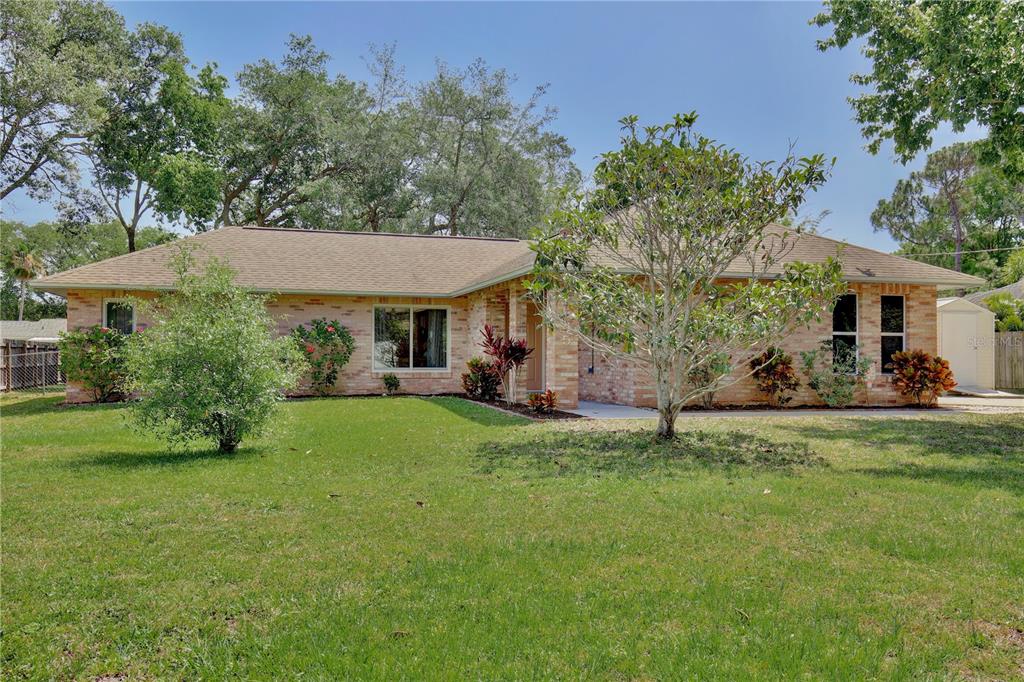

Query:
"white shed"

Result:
[[936, 297, 996, 390]]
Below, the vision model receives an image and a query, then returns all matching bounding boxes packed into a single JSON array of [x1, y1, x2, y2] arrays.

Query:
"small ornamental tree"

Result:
[[58, 325, 127, 402], [291, 318, 356, 395], [530, 113, 846, 438], [799, 340, 873, 408], [122, 247, 305, 453], [749, 348, 801, 407], [479, 324, 533, 406], [889, 350, 957, 407]]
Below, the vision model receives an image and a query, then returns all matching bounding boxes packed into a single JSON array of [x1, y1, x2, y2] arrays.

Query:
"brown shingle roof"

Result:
[[587, 225, 985, 287], [31, 224, 983, 296], [32, 226, 536, 297]]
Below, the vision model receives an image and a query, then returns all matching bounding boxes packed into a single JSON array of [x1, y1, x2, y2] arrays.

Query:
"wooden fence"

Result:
[[995, 331, 1024, 389], [0, 341, 64, 392]]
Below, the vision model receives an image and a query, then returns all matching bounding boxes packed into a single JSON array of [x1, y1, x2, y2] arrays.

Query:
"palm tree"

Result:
[[8, 248, 45, 321]]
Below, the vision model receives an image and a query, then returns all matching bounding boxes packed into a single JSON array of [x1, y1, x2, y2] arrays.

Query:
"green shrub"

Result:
[[57, 325, 127, 402], [291, 318, 356, 395], [889, 349, 957, 407], [462, 357, 501, 401], [799, 340, 873, 407], [382, 373, 400, 395], [686, 352, 731, 409], [749, 347, 800, 407], [984, 292, 1024, 332], [122, 248, 305, 453]]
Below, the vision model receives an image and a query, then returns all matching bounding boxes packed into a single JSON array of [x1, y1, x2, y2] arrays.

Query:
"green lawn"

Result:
[[3, 392, 1022, 679]]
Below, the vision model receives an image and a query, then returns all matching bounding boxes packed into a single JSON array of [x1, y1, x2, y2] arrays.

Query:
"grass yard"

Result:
[[2, 392, 1022, 679]]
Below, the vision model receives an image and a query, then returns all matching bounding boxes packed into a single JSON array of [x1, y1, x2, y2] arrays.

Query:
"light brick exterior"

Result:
[[578, 282, 938, 408], [63, 277, 581, 408], [63, 279, 937, 409]]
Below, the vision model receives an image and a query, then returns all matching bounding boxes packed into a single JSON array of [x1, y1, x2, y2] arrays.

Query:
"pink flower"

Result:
[[100, 327, 110, 333], [326, 325, 335, 333], [305, 344, 315, 354]]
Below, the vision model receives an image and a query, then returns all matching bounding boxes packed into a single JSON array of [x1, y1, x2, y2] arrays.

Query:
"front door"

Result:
[[525, 300, 544, 391]]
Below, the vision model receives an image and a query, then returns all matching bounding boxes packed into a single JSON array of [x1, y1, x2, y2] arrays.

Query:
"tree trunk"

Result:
[[950, 199, 963, 272], [17, 280, 26, 321], [126, 227, 136, 253], [654, 366, 678, 440], [655, 407, 677, 439]]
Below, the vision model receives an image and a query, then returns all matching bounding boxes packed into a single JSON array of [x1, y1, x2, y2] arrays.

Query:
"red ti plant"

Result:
[[889, 350, 957, 406], [479, 324, 533, 406]]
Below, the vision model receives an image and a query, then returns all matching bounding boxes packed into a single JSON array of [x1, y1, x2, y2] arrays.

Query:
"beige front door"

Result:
[[525, 300, 545, 391]]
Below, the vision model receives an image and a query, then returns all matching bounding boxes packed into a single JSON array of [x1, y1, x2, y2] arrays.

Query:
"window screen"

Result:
[[880, 295, 905, 373], [105, 301, 134, 334]]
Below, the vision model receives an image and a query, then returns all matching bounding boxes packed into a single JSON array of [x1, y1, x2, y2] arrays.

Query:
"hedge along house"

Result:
[[32, 225, 982, 407]]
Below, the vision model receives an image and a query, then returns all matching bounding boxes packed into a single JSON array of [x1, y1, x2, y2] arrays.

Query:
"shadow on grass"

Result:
[[776, 416, 1023, 460], [476, 428, 827, 478], [69, 446, 256, 470], [424, 396, 530, 427], [777, 416, 1024, 495], [856, 462, 1024, 496], [0, 394, 91, 418]]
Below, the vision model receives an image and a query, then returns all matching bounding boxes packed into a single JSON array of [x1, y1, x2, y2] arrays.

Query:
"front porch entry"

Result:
[[525, 299, 545, 392]]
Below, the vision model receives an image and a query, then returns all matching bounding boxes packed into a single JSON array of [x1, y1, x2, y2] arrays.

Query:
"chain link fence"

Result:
[[0, 342, 64, 392]]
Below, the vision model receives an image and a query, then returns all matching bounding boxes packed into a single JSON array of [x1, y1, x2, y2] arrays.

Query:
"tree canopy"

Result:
[[0, 220, 177, 319], [871, 142, 1024, 281], [813, 0, 1024, 177], [1, 0, 127, 201], [531, 114, 846, 439]]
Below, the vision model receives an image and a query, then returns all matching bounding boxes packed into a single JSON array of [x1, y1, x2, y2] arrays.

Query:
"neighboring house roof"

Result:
[[963, 279, 1024, 305], [31, 224, 983, 297], [0, 318, 66, 342]]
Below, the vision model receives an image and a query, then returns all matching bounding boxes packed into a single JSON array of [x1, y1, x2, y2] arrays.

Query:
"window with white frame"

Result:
[[103, 299, 135, 334], [373, 306, 449, 370], [880, 295, 905, 374], [831, 293, 858, 368]]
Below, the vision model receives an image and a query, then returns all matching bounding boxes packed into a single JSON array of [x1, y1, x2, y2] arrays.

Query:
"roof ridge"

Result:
[[241, 225, 523, 243], [792, 226, 982, 281]]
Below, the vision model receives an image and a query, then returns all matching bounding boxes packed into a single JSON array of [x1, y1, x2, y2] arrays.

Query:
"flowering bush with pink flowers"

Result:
[[58, 324, 128, 402], [291, 318, 355, 395]]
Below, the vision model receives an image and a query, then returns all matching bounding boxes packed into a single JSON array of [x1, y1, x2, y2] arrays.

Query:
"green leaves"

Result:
[[291, 318, 356, 395], [0, 0, 128, 200], [122, 247, 304, 452], [85, 21, 228, 248], [58, 325, 127, 402], [813, 0, 1024, 177], [870, 142, 1023, 279], [532, 113, 847, 432]]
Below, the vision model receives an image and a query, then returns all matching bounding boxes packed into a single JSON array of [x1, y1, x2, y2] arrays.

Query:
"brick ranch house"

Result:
[[32, 225, 982, 407]]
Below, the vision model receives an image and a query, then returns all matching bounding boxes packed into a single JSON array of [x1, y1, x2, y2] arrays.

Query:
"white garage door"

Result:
[[941, 312, 978, 386]]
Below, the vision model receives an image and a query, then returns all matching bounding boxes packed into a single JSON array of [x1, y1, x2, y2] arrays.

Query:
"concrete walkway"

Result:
[[567, 401, 659, 419], [566, 397, 1024, 420]]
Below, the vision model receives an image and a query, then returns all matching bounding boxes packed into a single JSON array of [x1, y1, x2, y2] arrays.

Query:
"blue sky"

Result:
[[5, 1, 981, 251]]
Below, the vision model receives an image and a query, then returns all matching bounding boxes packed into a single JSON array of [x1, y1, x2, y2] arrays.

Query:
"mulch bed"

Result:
[[433, 393, 584, 420]]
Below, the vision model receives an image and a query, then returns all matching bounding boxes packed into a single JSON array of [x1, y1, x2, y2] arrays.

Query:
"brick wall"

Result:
[[578, 283, 937, 408], [62, 276, 580, 407]]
